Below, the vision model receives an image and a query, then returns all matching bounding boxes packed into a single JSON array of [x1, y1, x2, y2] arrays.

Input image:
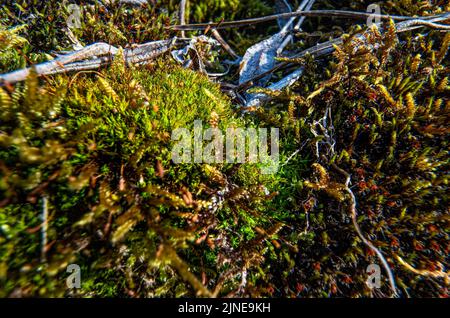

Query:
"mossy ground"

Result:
[[0, 1, 449, 297]]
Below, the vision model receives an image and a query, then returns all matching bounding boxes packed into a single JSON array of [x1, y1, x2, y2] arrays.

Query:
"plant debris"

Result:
[[0, 0, 449, 298]]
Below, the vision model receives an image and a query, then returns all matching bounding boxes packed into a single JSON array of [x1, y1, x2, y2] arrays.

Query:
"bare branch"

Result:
[[169, 10, 448, 31], [0, 39, 175, 84]]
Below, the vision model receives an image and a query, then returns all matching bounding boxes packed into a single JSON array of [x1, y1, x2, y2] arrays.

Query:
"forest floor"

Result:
[[0, 0, 449, 298]]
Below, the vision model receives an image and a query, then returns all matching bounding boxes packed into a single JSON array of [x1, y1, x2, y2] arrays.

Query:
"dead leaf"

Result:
[[239, 31, 288, 86]]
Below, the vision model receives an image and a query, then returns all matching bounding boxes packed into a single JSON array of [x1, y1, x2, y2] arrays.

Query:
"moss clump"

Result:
[[255, 23, 449, 297], [0, 56, 288, 297]]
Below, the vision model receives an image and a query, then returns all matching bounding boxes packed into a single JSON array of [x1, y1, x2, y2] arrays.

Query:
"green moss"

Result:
[[0, 56, 288, 297]]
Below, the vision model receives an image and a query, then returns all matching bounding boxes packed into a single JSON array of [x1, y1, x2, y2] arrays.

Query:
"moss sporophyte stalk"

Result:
[[0, 0, 449, 298]]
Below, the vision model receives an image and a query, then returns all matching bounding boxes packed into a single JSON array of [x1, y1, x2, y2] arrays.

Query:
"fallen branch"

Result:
[[0, 39, 176, 85], [169, 10, 448, 31]]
